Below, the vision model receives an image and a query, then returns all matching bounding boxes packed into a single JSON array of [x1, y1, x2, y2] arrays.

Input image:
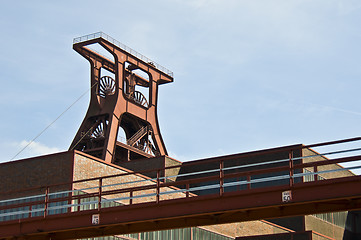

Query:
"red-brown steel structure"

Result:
[[69, 32, 173, 164], [1, 33, 361, 239], [1, 138, 361, 239]]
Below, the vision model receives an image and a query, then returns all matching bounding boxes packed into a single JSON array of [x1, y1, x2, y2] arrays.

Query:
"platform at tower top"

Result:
[[73, 32, 174, 78]]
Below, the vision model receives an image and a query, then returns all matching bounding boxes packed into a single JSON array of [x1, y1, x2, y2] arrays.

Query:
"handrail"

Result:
[[2, 157, 358, 212], [304, 136, 361, 148], [1, 137, 361, 222], [1, 156, 360, 217], [2, 137, 361, 198], [73, 32, 174, 77]]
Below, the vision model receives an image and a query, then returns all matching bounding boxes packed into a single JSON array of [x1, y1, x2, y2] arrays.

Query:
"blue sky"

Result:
[[1, 1, 361, 163]]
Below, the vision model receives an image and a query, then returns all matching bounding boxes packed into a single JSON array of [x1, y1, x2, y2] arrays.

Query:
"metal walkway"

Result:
[[1, 138, 361, 239], [73, 32, 173, 77]]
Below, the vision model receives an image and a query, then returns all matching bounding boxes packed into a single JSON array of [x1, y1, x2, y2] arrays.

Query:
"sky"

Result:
[[1, 0, 361, 164]]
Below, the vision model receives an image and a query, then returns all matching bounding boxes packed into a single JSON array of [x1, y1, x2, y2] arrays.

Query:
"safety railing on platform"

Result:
[[1, 137, 361, 222], [73, 32, 174, 77]]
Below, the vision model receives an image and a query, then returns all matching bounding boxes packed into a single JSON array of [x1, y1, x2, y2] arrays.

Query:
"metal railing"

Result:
[[1, 137, 361, 222], [73, 32, 174, 77]]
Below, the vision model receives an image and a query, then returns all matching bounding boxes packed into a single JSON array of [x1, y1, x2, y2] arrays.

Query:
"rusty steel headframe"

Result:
[[69, 32, 173, 164]]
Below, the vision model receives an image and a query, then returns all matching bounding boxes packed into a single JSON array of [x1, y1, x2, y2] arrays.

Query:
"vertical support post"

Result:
[[156, 170, 160, 203], [186, 183, 190, 198], [289, 150, 294, 187], [29, 205, 32, 218], [237, 176, 240, 191], [67, 190, 72, 214], [98, 178, 102, 211], [313, 166, 318, 182], [247, 175, 251, 190], [44, 187, 49, 218], [129, 190, 133, 205], [220, 160, 224, 196], [77, 195, 81, 212]]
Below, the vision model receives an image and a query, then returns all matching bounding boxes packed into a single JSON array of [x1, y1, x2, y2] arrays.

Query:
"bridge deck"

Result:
[[1, 138, 361, 239]]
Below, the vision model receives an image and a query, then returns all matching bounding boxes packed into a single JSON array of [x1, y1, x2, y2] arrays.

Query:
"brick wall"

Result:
[[0, 151, 73, 199], [73, 152, 186, 205]]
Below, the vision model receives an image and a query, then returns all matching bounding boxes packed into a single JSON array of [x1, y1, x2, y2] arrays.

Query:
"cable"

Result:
[[69, 124, 94, 151], [10, 82, 98, 161]]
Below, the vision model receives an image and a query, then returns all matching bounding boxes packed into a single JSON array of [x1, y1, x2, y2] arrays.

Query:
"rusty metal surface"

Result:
[[69, 32, 173, 164], [1, 138, 361, 239], [1, 175, 361, 239]]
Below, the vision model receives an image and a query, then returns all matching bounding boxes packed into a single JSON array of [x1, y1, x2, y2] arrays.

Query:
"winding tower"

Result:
[[69, 32, 173, 164]]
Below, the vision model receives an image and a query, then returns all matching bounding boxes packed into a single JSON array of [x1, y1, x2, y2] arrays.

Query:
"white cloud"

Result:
[[11, 141, 61, 160], [1, 0, 361, 164]]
